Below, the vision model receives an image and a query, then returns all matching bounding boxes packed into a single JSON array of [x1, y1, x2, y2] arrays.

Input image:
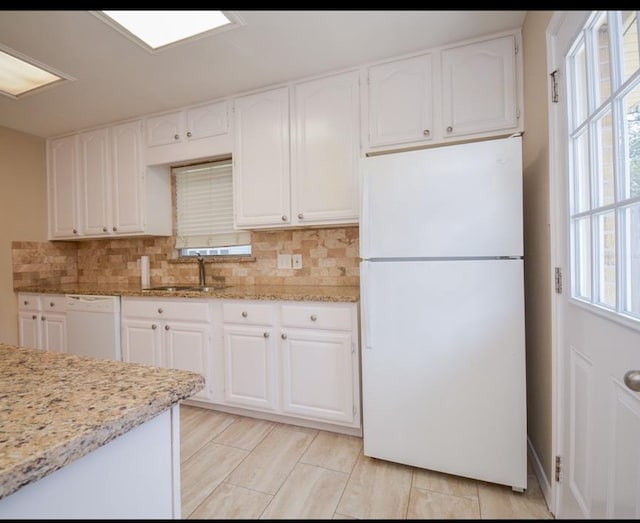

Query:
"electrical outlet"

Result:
[[277, 253, 292, 269], [292, 254, 303, 269]]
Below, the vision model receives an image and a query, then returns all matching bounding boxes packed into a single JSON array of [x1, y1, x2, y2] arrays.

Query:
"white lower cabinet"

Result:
[[18, 293, 66, 352], [220, 299, 361, 430], [121, 297, 213, 402]]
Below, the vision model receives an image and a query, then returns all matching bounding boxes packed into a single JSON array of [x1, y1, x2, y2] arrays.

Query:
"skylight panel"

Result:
[[100, 10, 234, 51]]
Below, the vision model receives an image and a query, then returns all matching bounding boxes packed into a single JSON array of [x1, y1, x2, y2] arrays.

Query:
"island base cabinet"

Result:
[[281, 329, 355, 424], [0, 407, 181, 519]]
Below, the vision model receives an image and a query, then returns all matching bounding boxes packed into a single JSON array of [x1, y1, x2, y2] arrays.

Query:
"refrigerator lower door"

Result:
[[360, 259, 527, 490]]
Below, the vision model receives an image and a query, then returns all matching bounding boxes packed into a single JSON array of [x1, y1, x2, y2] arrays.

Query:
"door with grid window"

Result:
[[550, 10, 640, 519]]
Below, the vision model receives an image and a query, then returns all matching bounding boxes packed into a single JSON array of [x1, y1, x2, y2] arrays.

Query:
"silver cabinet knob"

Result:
[[73, 229, 78, 234], [23, 300, 28, 306], [242, 311, 248, 318], [157, 308, 163, 314], [310, 314, 317, 321], [174, 134, 180, 140], [151, 324, 157, 330], [112, 226, 118, 232], [624, 370, 640, 392], [102, 227, 108, 232], [446, 126, 453, 133], [263, 332, 270, 338], [281, 333, 287, 340], [31, 314, 37, 320], [282, 215, 287, 221], [423, 129, 430, 136], [50, 302, 55, 307], [165, 325, 170, 331], [186, 131, 192, 138], [41, 316, 45, 321], [298, 213, 304, 220]]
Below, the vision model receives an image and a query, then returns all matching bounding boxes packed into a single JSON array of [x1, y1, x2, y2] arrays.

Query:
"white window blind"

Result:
[[174, 159, 250, 249]]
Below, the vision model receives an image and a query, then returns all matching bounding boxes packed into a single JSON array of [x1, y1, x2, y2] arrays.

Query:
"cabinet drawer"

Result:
[[18, 293, 41, 311], [40, 295, 66, 312], [223, 301, 275, 325], [281, 303, 352, 331], [121, 298, 211, 322]]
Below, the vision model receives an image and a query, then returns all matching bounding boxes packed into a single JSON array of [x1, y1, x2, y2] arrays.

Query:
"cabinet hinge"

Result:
[[516, 107, 521, 120], [555, 267, 563, 294], [555, 455, 562, 482], [550, 69, 559, 103], [351, 342, 355, 354], [353, 404, 356, 417], [515, 42, 519, 54]]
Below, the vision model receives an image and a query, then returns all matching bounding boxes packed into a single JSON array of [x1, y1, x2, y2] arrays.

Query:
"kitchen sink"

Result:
[[143, 285, 229, 292]]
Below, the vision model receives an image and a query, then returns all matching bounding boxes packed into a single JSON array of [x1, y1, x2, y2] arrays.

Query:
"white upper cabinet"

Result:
[[292, 70, 360, 226], [365, 30, 522, 153], [441, 34, 518, 139], [233, 86, 291, 228], [367, 53, 434, 148], [144, 100, 231, 166], [47, 134, 80, 239], [233, 70, 360, 230], [47, 120, 172, 240]]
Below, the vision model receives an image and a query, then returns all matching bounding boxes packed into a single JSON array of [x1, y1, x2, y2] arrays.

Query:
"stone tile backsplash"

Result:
[[12, 227, 360, 288]]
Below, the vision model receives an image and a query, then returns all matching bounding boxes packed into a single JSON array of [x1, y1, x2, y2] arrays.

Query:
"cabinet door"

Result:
[[41, 313, 66, 352], [121, 319, 163, 367], [111, 120, 144, 234], [146, 111, 183, 147], [164, 321, 212, 401], [78, 127, 111, 236], [222, 325, 277, 411], [292, 70, 360, 225], [442, 34, 518, 138], [47, 135, 80, 239], [18, 312, 40, 349], [186, 101, 228, 140], [233, 87, 291, 228], [368, 53, 433, 147], [280, 329, 354, 424]]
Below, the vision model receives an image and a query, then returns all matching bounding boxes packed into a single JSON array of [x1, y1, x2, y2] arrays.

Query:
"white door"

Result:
[[185, 101, 228, 139], [41, 313, 66, 352], [78, 127, 111, 236], [111, 120, 144, 234], [550, 10, 640, 518], [121, 319, 163, 367], [360, 259, 527, 490], [47, 135, 79, 239], [18, 312, 40, 349]]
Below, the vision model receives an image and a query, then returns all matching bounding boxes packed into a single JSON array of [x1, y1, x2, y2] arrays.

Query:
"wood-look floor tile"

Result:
[[260, 463, 349, 519], [336, 451, 413, 519], [477, 474, 553, 519], [300, 431, 362, 473], [181, 441, 249, 517], [225, 424, 317, 495], [213, 417, 276, 450], [412, 467, 479, 499], [181, 407, 239, 463], [188, 482, 272, 520], [407, 488, 481, 519]]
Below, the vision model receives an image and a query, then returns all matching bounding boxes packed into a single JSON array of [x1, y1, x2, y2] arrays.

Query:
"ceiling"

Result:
[[0, 10, 527, 139]]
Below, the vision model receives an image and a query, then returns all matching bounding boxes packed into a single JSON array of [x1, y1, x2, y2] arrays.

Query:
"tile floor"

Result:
[[180, 405, 554, 519]]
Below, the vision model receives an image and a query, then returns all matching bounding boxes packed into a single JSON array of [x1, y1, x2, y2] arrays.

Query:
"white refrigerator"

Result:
[[359, 136, 527, 491]]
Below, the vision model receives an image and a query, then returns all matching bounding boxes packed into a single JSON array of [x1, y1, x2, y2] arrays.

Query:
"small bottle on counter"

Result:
[[140, 256, 150, 288]]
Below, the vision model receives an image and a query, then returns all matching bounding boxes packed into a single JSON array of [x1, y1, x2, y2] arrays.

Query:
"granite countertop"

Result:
[[14, 283, 360, 303], [0, 344, 204, 500]]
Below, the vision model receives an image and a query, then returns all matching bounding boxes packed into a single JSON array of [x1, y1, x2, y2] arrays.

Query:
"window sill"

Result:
[[170, 256, 256, 264]]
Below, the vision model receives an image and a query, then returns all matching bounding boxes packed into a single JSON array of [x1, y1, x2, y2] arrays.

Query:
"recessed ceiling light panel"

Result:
[[0, 44, 73, 99], [95, 10, 244, 52]]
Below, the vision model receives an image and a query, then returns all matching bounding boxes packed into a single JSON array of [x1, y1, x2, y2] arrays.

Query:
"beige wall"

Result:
[[522, 11, 554, 484], [0, 126, 47, 344]]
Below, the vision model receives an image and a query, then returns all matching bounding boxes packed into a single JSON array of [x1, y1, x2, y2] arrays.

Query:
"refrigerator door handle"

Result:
[[360, 261, 373, 350], [360, 164, 370, 259]]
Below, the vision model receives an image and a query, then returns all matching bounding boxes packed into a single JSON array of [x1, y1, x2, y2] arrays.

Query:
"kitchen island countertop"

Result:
[[13, 283, 360, 302], [0, 343, 204, 501]]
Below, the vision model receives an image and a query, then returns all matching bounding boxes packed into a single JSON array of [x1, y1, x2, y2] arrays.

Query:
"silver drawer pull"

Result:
[[50, 302, 55, 307], [32, 315, 36, 320], [310, 314, 317, 322], [281, 333, 287, 340], [165, 325, 170, 331], [151, 324, 157, 330], [157, 308, 163, 314], [242, 311, 248, 318], [263, 332, 270, 338], [624, 370, 640, 392]]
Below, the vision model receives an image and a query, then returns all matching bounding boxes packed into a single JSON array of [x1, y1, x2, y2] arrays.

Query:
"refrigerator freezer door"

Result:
[[360, 136, 523, 259], [360, 259, 527, 490]]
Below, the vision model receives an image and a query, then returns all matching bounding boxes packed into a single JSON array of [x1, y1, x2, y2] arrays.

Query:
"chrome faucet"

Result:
[[196, 253, 206, 286]]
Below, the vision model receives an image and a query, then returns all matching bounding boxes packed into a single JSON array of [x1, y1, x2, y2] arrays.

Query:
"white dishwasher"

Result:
[[65, 295, 121, 361]]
